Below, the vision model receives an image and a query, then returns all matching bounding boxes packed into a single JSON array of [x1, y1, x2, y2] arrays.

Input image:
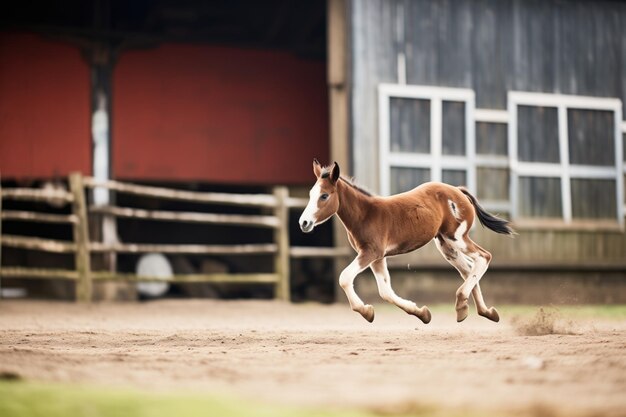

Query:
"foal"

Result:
[[299, 160, 514, 324]]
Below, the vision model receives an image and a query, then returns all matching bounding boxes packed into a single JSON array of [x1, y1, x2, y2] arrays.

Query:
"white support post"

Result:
[[558, 105, 572, 223], [508, 95, 519, 220], [466, 92, 477, 194], [430, 97, 442, 183], [378, 87, 391, 196], [616, 107, 625, 228]]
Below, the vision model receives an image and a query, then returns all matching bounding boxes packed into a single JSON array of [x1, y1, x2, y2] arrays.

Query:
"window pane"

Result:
[[571, 179, 616, 219], [568, 109, 614, 166], [518, 177, 562, 218], [477, 168, 509, 201], [390, 98, 430, 153], [622, 133, 625, 162], [518, 106, 559, 163], [476, 122, 507, 156], [442, 169, 466, 186], [390, 167, 430, 194], [442, 101, 465, 155]]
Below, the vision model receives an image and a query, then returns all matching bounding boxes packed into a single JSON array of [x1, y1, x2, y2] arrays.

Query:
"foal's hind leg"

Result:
[[370, 259, 431, 324], [434, 235, 499, 323], [455, 237, 499, 322]]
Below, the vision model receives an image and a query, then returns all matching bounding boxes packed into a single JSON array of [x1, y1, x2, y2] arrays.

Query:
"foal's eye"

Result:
[[320, 193, 329, 201]]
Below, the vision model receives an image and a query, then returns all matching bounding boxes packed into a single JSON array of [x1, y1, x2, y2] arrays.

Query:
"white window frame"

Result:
[[378, 84, 477, 197], [508, 91, 624, 227]]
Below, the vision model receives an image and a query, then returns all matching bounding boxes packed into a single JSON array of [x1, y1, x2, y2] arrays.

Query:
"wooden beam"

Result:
[[89, 205, 279, 228], [0, 175, 2, 298], [289, 246, 353, 258], [70, 173, 92, 302], [0, 267, 79, 280], [273, 186, 290, 301], [84, 177, 277, 207], [328, 0, 352, 302], [1, 188, 74, 203], [92, 272, 279, 283], [1, 234, 77, 253], [1, 210, 78, 224], [286, 197, 309, 208], [89, 242, 278, 255]]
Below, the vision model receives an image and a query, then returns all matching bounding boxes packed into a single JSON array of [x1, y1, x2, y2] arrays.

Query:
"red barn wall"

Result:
[[0, 33, 91, 179], [113, 43, 329, 185]]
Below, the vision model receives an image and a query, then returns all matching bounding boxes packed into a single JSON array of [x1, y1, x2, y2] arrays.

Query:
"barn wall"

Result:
[[347, 0, 626, 270], [113, 43, 329, 185], [350, 0, 626, 192], [0, 33, 91, 179]]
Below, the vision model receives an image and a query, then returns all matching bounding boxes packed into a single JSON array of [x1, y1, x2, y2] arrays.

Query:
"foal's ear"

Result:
[[330, 162, 340, 184], [313, 158, 322, 178]]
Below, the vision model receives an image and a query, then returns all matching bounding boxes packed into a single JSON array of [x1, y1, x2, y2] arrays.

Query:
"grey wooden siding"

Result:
[[348, 0, 626, 267], [350, 0, 626, 192]]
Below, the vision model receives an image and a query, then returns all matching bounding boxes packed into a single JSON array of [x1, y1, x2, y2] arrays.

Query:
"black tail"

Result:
[[459, 187, 516, 236]]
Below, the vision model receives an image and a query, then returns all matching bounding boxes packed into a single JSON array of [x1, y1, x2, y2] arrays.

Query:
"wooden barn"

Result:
[[0, 0, 336, 301], [1, 0, 625, 303], [338, 0, 626, 304]]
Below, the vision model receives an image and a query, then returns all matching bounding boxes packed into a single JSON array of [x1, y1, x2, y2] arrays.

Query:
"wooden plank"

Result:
[[1, 188, 74, 202], [1, 210, 78, 224], [273, 186, 290, 301], [89, 205, 279, 228], [89, 242, 278, 255], [70, 173, 92, 302], [386, 258, 626, 272], [91, 272, 279, 283], [0, 176, 2, 298], [84, 177, 277, 207], [1, 234, 77, 253], [286, 197, 309, 208], [289, 246, 353, 258], [0, 267, 79, 280]]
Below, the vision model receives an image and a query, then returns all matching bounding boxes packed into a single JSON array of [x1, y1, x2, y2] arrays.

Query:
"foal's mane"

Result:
[[320, 167, 374, 197], [340, 176, 373, 197]]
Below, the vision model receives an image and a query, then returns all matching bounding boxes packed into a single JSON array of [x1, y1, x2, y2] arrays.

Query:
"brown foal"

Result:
[[299, 160, 514, 324]]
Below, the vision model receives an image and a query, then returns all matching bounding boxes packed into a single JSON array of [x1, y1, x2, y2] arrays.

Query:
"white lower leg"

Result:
[[371, 260, 431, 323], [339, 258, 374, 322], [471, 283, 489, 313], [458, 256, 488, 301]]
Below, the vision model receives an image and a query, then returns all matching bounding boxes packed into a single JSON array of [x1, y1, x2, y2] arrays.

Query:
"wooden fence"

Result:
[[0, 173, 351, 302]]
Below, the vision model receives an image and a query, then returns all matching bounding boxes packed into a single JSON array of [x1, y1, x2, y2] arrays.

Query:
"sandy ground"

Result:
[[0, 300, 625, 416]]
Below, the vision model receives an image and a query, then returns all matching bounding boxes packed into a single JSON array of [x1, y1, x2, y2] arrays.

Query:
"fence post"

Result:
[[273, 186, 290, 301], [0, 172, 3, 300], [69, 173, 92, 302]]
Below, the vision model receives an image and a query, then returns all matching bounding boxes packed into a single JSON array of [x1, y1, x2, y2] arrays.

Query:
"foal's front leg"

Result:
[[370, 259, 431, 324], [339, 256, 375, 322]]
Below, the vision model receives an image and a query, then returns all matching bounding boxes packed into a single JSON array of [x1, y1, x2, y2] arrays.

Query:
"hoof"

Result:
[[479, 307, 500, 323], [456, 302, 469, 322], [361, 304, 375, 323], [413, 306, 431, 324]]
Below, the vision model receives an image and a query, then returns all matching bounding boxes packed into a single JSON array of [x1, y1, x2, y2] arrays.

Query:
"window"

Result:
[[509, 92, 624, 226], [379, 84, 476, 197], [379, 85, 625, 228], [379, 85, 509, 216]]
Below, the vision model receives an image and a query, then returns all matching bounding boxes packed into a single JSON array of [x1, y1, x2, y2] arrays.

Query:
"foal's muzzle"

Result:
[[300, 220, 314, 233]]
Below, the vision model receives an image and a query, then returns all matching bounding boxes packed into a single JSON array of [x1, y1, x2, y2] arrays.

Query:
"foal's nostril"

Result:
[[302, 220, 309, 229]]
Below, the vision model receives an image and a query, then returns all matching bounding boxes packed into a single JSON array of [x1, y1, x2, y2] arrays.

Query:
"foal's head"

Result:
[[299, 159, 340, 233]]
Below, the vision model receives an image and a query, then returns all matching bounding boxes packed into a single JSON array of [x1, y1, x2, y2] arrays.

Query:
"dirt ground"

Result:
[[0, 300, 624, 416]]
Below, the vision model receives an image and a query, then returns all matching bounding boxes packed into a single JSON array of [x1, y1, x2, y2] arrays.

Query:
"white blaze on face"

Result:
[[299, 182, 321, 233]]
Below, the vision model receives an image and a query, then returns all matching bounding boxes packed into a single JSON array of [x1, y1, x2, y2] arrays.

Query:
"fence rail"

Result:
[[84, 178, 278, 207], [1, 210, 78, 224], [0, 173, 350, 302], [89, 205, 280, 228]]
